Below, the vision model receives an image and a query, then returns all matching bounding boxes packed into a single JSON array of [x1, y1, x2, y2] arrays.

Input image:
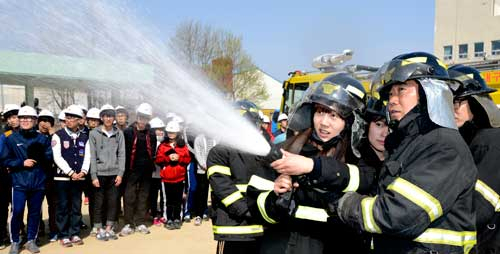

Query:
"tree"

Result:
[[169, 20, 269, 104]]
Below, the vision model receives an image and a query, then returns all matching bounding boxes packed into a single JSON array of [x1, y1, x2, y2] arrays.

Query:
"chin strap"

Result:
[[311, 130, 341, 151]]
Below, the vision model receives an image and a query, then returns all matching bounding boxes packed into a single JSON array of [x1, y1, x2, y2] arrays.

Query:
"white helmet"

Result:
[[165, 121, 180, 133], [136, 103, 153, 117], [172, 115, 184, 124], [58, 110, 66, 121], [262, 115, 270, 123], [38, 109, 54, 119], [2, 104, 20, 116], [18, 106, 37, 118], [99, 104, 115, 117], [277, 113, 288, 122], [65, 104, 84, 118], [86, 107, 101, 119], [149, 117, 165, 129]]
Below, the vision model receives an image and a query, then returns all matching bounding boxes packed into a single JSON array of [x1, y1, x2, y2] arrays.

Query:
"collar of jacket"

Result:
[[385, 107, 436, 152], [19, 128, 38, 138]]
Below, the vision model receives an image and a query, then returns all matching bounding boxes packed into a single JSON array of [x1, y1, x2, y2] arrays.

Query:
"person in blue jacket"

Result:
[[2, 106, 52, 254]]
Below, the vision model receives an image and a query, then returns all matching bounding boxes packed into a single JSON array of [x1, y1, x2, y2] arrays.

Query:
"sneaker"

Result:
[[159, 217, 167, 224], [96, 229, 108, 241], [60, 238, 73, 248], [90, 227, 98, 237], [79, 221, 88, 230], [49, 232, 58, 242], [173, 219, 182, 229], [119, 224, 134, 237], [9, 242, 20, 254], [71, 235, 84, 245], [165, 220, 174, 230], [135, 224, 150, 234], [25, 240, 40, 253], [84, 197, 89, 205], [153, 217, 161, 226], [105, 230, 118, 240], [0, 243, 6, 250], [183, 214, 191, 223], [194, 216, 202, 226], [203, 214, 209, 221]]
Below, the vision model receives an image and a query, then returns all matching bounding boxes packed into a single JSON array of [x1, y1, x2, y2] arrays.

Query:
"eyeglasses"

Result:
[[19, 117, 34, 122], [453, 99, 467, 110]]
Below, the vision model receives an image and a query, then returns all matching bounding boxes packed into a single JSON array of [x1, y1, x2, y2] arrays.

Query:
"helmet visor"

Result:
[[308, 81, 365, 118]]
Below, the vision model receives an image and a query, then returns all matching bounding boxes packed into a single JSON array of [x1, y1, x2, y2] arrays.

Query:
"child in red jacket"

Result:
[[155, 121, 190, 230]]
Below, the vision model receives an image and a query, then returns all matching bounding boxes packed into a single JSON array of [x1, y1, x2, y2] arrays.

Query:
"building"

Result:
[[435, 0, 500, 105], [435, 0, 500, 65]]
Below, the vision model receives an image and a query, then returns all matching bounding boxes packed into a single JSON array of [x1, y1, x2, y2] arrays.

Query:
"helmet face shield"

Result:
[[471, 94, 500, 128]]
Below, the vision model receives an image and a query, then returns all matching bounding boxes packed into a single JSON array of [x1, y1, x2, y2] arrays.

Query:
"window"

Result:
[[474, 42, 485, 57], [443, 45, 453, 60], [459, 44, 468, 59], [492, 40, 500, 56], [283, 82, 308, 113]]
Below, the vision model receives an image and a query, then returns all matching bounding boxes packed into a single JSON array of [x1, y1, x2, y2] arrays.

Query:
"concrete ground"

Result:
[[0, 201, 217, 254]]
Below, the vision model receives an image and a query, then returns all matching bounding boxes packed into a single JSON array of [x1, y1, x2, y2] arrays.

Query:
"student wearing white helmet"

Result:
[[260, 115, 273, 143], [57, 109, 67, 130], [86, 108, 101, 130], [52, 104, 90, 247], [0, 104, 21, 249], [3, 106, 52, 254], [155, 121, 191, 230], [120, 103, 156, 236], [273, 113, 288, 137], [115, 106, 128, 131], [148, 117, 166, 226], [36, 109, 58, 240], [89, 104, 125, 241]]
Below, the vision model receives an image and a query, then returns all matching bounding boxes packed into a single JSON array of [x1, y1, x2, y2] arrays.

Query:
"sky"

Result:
[[129, 0, 436, 81]]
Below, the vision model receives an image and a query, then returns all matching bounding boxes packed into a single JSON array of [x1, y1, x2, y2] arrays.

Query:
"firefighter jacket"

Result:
[[1, 128, 52, 191], [246, 140, 378, 254], [338, 110, 478, 254], [461, 125, 500, 253], [207, 145, 265, 241], [155, 141, 191, 183]]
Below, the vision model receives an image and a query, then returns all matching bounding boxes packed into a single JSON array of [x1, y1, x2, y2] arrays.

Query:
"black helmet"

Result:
[[363, 97, 387, 122], [288, 73, 366, 131], [234, 99, 260, 125], [448, 65, 497, 99], [373, 52, 450, 100]]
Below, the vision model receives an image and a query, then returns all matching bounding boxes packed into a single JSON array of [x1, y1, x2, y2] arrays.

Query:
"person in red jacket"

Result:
[[155, 121, 191, 230]]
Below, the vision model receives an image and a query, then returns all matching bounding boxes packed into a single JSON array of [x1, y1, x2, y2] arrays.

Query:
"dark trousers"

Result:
[[10, 188, 44, 242], [0, 172, 11, 241], [123, 173, 150, 227], [193, 173, 209, 217], [149, 178, 163, 218], [84, 176, 96, 226], [45, 180, 57, 235], [55, 180, 83, 239], [162, 181, 184, 221], [93, 175, 119, 228], [217, 241, 260, 254]]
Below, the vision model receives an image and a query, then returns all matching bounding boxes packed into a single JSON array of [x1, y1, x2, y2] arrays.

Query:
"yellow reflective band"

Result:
[[346, 85, 365, 99], [475, 180, 500, 211], [387, 178, 443, 222], [221, 191, 243, 207], [248, 175, 275, 191], [236, 184, 247, 193], [343, 164, 360, 192], [207, 165, 231, 178], [413, 228, 476, 252], [436, 58, 448, 69], [402, 57, 427, 65], [294, 205, 329, 222], [212, 225, 264, 235], [257, 191, 277, 224], [361, 196, 382, 233]]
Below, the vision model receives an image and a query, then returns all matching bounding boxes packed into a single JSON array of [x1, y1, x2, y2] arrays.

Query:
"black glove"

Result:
[[322, 191, 344, 217]]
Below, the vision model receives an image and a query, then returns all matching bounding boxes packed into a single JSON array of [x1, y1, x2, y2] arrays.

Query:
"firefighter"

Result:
[[332, 52, 477, 253], [449, 65, 500, 253], [2, 106, 52, 254], [247, 73, 378, 254], [207, 100, 267, 254]]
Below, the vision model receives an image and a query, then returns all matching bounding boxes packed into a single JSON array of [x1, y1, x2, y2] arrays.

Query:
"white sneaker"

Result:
[[119, 224, 134, 236], [135, 225, 150, 234], [194, 216, 202, 226]]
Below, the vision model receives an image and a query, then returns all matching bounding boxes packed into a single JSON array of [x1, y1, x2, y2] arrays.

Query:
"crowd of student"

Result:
[[0, 102, 213, 254]]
